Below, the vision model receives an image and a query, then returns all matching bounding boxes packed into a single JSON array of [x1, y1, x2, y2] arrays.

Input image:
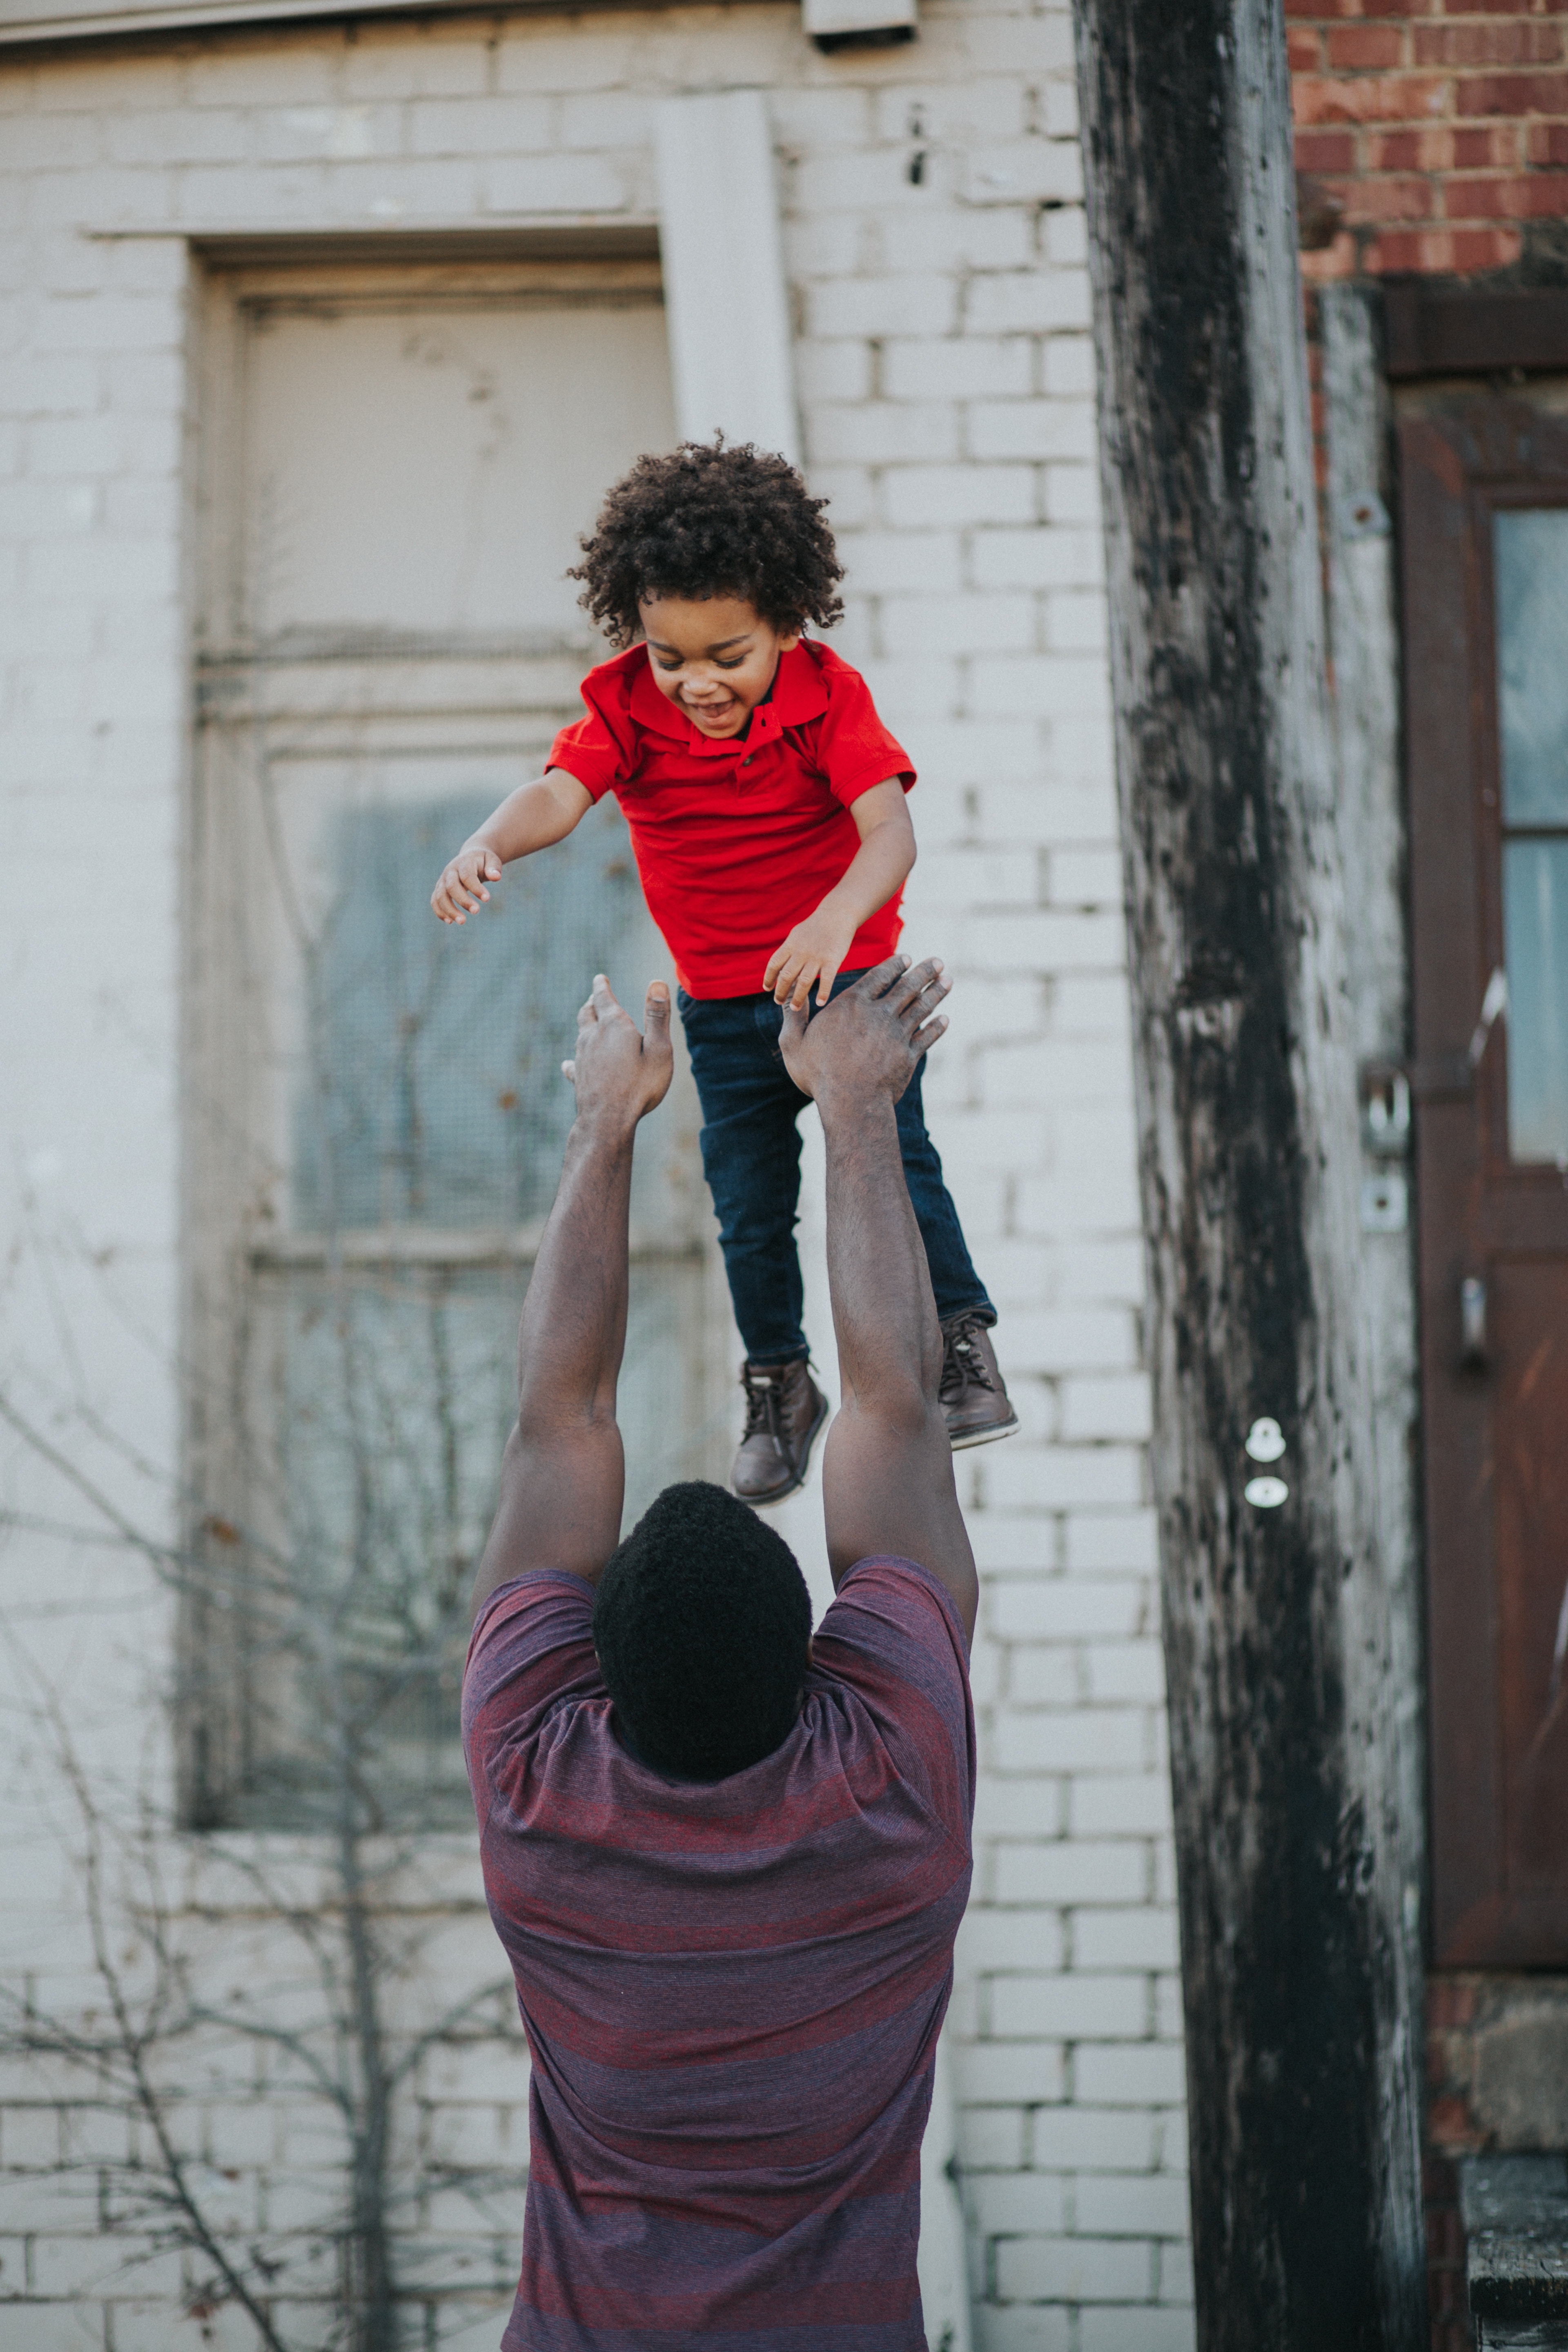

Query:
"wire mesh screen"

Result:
[[215, 776, 703, 1828], [292, 795, 645, 1232], [226, 1258, 699, 1828]]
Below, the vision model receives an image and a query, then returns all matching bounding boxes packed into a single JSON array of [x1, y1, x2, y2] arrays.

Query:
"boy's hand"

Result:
[[561, 976, 675, 1130], [432, 845, 502, 925], [764, 904, 859, 1012]]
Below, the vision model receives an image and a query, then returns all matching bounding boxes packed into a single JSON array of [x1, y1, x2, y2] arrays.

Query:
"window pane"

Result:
[[229, 1258, 702, 1828], [241, 298, 674, 645], [1504, 837, 1568, 1164], [1494, 508, 1568, 827], [290, 793, 644, 1232]]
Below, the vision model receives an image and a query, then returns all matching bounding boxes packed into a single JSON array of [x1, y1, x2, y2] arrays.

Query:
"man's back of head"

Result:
[[592, 1480, 812, 1781]]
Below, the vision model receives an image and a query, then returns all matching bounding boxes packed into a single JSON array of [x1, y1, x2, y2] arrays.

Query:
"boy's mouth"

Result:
[[686, 696, 742, 729]]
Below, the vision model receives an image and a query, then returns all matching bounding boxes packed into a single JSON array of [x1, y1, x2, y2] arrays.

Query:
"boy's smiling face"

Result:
[[639, 593, 800, 741]]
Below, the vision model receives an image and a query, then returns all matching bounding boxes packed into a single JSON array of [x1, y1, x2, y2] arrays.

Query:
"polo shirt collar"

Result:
[[628, 642, 829, 759]]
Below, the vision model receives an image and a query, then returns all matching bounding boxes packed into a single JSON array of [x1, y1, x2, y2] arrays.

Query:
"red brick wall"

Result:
[[1288, 0, 1568, 284]]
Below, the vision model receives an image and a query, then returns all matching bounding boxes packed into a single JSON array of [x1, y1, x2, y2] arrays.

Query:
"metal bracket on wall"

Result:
[[802, 0, 915, 49], [1461, 1274, 1488, 1370]]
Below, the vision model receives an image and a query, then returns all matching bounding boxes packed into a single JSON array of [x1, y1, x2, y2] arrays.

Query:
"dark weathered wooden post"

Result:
[[1069, 3, 1426, 2345]]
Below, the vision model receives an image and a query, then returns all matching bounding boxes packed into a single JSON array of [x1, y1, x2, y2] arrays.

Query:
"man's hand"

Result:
[[562, 975, 674, 1129], [764, 902, 859, 1013], [779, 955, 950, 1109], [432, 843, 502, 925]]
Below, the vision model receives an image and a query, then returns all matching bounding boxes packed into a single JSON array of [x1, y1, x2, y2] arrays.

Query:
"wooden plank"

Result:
[[1071, 0, 1425, 2342], [1385, 283, 1568, 382]]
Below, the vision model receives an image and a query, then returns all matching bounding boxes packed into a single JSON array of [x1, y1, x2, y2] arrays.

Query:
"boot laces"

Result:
[[940, 1315, 998, 1403], [742, 1364, 788, 1440]]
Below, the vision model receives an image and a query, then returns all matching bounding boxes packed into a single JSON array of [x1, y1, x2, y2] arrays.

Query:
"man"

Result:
[[463, 954, 979, 2349]]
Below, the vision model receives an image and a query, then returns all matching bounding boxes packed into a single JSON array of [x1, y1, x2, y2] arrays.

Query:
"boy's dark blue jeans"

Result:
[[678, 969, 995, 1367]]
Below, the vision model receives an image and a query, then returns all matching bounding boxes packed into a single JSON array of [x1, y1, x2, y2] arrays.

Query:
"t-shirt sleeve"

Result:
[[460, 1572, 604, 1822], [546, 667, 635, 802], [815, 664, 917, 810], [810, 1557, 974, 1848]]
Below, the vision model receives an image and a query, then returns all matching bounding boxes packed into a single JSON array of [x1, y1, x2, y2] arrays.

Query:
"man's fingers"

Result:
[[780, 998, 811, 1065], [644, 980, 671, 1038], [889, 956, 945, 1014], [900, 969, 951, 1031], [561, 1058, 576, 1084], [861, 953, 912, 1000], [910, 1011, 949, 1059]]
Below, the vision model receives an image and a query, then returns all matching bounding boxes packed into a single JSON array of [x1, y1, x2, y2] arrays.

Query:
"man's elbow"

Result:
[[515, 1388, 617, 1453], [843, 1379, 944, 1447]]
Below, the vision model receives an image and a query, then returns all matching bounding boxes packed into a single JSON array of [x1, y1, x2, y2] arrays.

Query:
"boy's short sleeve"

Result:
[[547, 663, 637, 802], [812, 653, 917, 813]]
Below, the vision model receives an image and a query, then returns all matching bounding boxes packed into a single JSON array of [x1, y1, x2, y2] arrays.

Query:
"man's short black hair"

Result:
[[593, 1481, 813, 1780], [568, 439, 846, 650]]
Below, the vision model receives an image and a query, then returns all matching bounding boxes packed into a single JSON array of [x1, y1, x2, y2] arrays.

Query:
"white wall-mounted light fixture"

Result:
[[802, 0, 916, 53]]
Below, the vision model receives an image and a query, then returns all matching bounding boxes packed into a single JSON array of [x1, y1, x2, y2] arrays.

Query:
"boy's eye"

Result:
[[716, 657, 745, 670], [655, 657, 684, 672]]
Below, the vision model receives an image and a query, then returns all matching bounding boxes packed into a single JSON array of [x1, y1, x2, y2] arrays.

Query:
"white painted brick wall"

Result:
[[0, 3, 1193, 2345]]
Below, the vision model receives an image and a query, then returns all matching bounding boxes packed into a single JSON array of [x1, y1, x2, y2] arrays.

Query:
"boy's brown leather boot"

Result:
[[731, 1359, 829, 1506], [940, 1312, 1019, 1449]]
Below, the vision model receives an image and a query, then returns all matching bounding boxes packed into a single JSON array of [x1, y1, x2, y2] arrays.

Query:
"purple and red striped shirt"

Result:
[[462, 1555, 975, 2350]]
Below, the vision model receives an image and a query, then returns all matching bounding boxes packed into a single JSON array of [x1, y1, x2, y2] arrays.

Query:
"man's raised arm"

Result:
[[780, 958, 979, 1642], [470, 975, 673, 1621]]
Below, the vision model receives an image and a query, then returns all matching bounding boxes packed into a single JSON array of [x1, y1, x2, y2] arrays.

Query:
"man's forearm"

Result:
[[818, 1088, 942, 1417], [471, 978, 671, 1613], [514, 1109, 637, 1432], [471, 1109, 634, 1610]]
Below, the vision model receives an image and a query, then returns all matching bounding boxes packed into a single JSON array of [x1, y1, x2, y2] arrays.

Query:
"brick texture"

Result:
[[1289, 0, 1568, 279]]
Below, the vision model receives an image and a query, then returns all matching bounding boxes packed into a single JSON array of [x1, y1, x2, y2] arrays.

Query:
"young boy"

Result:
[[432, 439, 1014, 1506]]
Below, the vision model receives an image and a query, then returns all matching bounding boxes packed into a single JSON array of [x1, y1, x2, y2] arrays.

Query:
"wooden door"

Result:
[[1401, 390, 1568, 1964]]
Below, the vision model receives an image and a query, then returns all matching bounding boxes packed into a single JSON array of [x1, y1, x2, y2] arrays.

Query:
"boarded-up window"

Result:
[[185, 258, 710, 1828]]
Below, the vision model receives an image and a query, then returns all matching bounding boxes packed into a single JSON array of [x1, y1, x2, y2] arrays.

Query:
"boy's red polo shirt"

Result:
[[548, 638, 915, 1000]]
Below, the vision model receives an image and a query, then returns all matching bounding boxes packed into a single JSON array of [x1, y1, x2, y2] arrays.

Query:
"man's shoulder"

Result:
[[461, 1572, 602, 1750], [834, 1553, 968, 1626], [815, 1557, 972, 1711], [812, 1558, 975, 1839]]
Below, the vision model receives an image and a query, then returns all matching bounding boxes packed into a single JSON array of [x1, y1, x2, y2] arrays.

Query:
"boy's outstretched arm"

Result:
[[470, 976, 673, 1621], [764, 777, 916, 1011], [432, 767, 593, 924], [779, 958, 978, 1642]]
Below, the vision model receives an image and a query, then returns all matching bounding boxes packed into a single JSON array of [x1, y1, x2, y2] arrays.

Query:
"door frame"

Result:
[[1400, 366, 1568, 1964]]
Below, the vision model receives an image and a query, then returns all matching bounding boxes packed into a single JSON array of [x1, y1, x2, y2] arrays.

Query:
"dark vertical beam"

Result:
[[1069, 4, 1426, 2345]]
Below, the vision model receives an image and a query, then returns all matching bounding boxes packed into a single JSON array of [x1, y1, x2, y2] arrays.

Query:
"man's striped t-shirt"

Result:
[[461, 1553, 975, 2350]]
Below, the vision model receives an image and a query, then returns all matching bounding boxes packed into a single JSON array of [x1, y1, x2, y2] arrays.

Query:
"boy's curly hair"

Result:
[[568, 439, 845, 650]]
